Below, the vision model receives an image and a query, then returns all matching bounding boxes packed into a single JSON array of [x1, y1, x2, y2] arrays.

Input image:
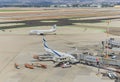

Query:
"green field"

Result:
[[0, 9, 33, 12]]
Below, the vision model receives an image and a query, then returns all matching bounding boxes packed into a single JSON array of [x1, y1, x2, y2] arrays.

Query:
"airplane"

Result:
[[29, 24, 57, 35], [42, 37, 79, 64]]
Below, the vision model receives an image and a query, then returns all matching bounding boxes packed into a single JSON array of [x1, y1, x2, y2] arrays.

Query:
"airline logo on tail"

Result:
[[52, 24, 57, 30], [43, 37, 61, 57]]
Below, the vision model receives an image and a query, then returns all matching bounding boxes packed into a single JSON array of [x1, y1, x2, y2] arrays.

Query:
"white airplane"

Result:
[[29, 24, 57, 35], [42, 37, 79, 64]]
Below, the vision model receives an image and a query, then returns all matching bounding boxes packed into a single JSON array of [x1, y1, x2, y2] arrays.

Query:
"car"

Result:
[[108, 53, 117, 59], [107, 71, 117, 79], [111, 55, 117, 59], [61, 62, 71, 68]]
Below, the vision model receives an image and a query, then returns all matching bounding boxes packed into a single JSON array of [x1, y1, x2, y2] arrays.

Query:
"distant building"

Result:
[[50, 4, 72, 8], [59, 5, 67, 7], [50, 5, 55, 7], [90, 4, 102, 8]]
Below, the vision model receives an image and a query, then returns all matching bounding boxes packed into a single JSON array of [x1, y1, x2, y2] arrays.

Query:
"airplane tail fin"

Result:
[[52, 24, 57, 30], [42, 36, 61, 57], [42, 36, 49, 49]]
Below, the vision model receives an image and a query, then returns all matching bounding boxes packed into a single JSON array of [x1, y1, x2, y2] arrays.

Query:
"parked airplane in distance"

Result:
[[42, 36, 79, 64], [29, 24, 56, 35]]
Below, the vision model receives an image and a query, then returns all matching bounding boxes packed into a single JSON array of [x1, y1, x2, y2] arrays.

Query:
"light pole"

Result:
[[105, 20, 111, 58]]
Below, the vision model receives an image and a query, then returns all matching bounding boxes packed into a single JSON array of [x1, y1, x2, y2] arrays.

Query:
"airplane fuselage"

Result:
[[29, 25, 56, 35], [29, 29, 56, 35]]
